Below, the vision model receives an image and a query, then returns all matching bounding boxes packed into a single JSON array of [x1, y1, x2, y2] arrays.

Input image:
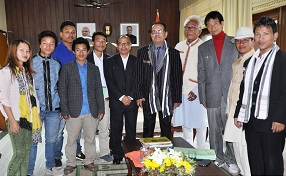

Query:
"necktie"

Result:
[[156, 47, 161, 72]]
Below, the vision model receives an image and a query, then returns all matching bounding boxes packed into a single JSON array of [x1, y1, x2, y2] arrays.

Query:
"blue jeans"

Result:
[[27, 110, 60, 175], [55, 119, 82, 159]]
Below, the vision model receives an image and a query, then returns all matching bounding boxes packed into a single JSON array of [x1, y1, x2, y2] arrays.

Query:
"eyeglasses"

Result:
[[117, 42, 131, 46], [184, 26, 199, 31], [235, 38, 252, 44], [151, 29, 165, 34]]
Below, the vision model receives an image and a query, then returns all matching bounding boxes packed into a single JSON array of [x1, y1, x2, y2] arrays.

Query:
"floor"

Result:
[[0, 109, 160, 176], [1, 109, 286, 176]]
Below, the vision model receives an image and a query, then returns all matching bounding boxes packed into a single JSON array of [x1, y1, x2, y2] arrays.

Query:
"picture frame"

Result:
[[120, 23, 139, 46], [77, 23, 96, 46]]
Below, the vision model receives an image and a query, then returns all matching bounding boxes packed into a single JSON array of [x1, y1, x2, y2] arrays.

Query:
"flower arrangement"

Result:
[[141, 148, 196, 176]]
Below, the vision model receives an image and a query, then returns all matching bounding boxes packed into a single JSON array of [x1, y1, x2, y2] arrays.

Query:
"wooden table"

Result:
[[122, 137, 230, 176]]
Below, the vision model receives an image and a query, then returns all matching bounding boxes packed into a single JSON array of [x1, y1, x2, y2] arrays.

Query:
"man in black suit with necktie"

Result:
[[104, 35, 138, 164], [135, 22, 182, 139]]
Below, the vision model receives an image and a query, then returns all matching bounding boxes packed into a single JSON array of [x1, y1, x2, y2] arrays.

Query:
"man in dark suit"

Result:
[[104, 35, 138, 164], [59, 37, 104, 174], [86, 32, 113, 163], [234, 17, 286, 175], [135, 22, 182, 139]]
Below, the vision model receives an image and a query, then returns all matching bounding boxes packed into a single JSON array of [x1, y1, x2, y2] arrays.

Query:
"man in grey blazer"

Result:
[[197, 11, 239, 174], [59, 37, 104, 174]]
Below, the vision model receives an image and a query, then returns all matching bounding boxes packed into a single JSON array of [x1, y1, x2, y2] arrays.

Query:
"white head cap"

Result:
[[231, 27, 254, 43]]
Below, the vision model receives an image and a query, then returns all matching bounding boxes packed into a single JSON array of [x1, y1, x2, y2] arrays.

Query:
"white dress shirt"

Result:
[[93, 51, 109, 98]]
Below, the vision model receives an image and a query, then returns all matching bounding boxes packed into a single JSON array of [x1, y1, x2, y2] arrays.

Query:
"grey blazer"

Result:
[[58, 60, 104, 118], [198, 35, 239, 108]]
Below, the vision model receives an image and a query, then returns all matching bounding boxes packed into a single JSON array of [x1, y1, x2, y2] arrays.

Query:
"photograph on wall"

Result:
[[120, 23, 139, 46], [77, 23, 96, 46]]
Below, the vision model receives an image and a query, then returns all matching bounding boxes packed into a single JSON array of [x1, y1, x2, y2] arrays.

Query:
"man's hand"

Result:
[[226, 114, 229, 118], [136, 98, 145, 108], [174, 103, 181, 109], [188, 91, 197, 101], [234, 118, 243, 128], [98, 114, 104, 121], [121, 96, 132, 106], [202, 102, 207, 108], [62, 114, 71, 120], [272, 122, 285, 133]]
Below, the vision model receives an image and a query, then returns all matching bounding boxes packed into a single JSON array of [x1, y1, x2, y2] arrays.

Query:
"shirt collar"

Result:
[[254, 47, 272, 60], [186, 38, 199, 46], [38, 53, 51, 59], [93, 51, 103, 61], [76, 60, 87, 67], [120, 54, 129, 60]]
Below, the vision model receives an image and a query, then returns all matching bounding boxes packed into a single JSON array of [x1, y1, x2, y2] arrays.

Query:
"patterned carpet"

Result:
[[75, 163, 128, 176]]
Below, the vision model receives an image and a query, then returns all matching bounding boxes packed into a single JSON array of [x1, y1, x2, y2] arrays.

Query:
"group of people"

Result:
[[195, 11, 286, 176], [0, 10, 285, 176]]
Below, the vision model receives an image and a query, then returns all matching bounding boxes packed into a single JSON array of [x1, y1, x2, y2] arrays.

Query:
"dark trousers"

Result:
[[110, 107, 138, 160], [245, 126, 285, 175], [143, 111, 172, 139]]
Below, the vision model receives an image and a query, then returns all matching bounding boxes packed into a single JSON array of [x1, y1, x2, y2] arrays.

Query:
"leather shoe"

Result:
[[113, 159, 121, 164]]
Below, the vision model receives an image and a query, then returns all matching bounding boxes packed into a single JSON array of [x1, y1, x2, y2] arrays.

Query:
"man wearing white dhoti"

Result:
[[173, 15, 208, 149]]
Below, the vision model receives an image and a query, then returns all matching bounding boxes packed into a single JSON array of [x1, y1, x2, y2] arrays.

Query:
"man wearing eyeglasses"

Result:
[[135, 22, 182, 140], [224, 27, 255, 176], [87, 32, 113, 163], [173, 15, 208, 149], [197, 11, 239, 174], [104, 35, 138, 164]]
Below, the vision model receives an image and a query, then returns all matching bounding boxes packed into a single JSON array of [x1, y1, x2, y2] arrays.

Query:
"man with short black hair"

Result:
[[104, 35, 138, 164], [52, 20, 85, 167], [197, 11, 239, 173], [234, 17, 286, 175], [87, 32, 113, 163], [59, 37, 104, 174], [27, 30, 63, 176]]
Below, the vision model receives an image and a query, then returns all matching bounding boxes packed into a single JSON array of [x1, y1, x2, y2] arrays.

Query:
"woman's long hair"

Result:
[[4, 39, 34, 77]]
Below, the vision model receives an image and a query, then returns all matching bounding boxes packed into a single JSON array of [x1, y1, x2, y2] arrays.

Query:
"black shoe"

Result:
[[76, 152, 86, 160], [113, 158, 122, 165], [55, 158, 62, 168]]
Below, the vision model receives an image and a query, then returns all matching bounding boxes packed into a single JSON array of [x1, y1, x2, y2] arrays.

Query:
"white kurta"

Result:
[[224, 49, 255, 144], [173, 39, 208, 129]]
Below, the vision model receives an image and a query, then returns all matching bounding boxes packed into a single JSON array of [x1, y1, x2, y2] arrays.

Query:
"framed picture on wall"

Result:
[[77, 23, 96, 46], [120, 23, 139, 46]]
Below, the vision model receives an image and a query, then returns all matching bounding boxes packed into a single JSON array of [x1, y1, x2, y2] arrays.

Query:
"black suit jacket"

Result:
[[104, 53, 138, 110], [235, 50, 286, 133], [87, 52, 110, 64], [135, 45, 182, 114]]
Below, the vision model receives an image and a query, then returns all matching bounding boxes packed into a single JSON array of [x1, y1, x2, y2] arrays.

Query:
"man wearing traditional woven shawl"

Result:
[[234, 17, 286, 175], [135, 22, 182, 139]]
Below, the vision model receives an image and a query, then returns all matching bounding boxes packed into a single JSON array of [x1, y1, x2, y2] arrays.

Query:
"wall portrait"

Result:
[[120, 23, 139, 46], [77, 23, 96, 46]]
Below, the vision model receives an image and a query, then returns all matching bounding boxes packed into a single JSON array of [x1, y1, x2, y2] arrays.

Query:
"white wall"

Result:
[[0, 0, 7, 31]]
